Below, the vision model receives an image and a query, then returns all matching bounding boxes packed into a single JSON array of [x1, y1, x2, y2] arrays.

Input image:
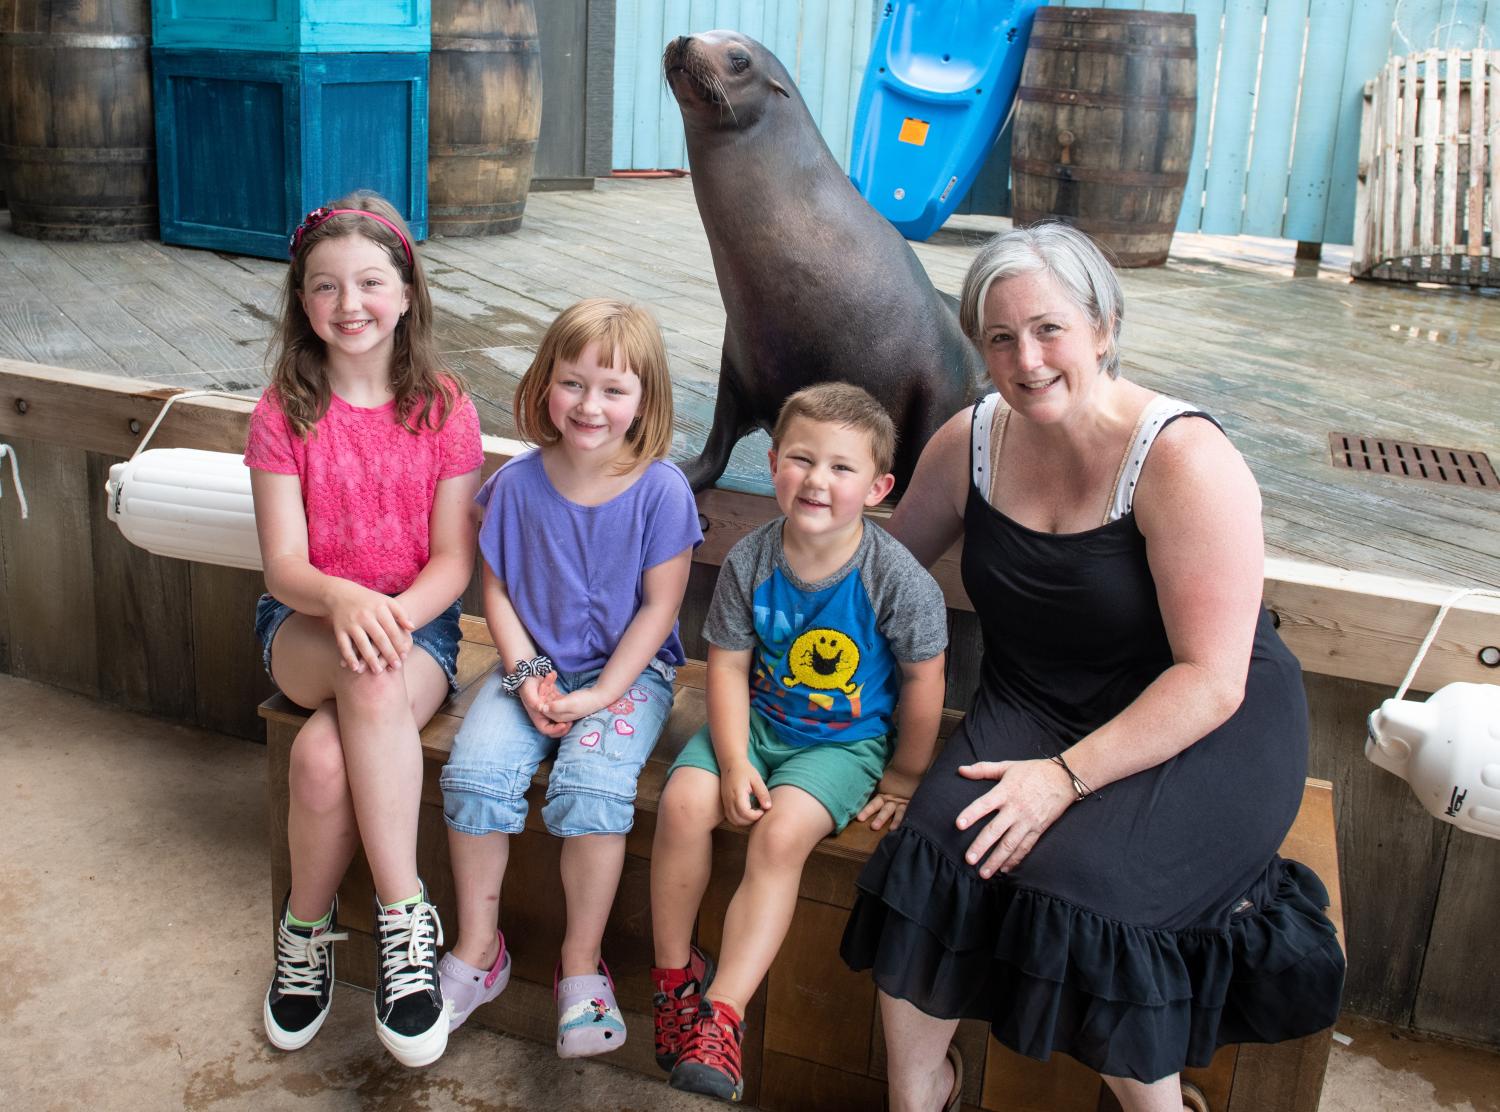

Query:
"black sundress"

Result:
[[840, 397, 1346, 1082]]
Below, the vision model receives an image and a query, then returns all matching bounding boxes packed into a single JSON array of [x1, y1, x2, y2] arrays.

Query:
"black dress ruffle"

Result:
[[841, 825, 1346, 1081], [840, 403, 1346, 1082]]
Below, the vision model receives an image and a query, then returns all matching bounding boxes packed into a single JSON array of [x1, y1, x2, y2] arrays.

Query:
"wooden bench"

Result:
[[260, 617, 1345, 1112]]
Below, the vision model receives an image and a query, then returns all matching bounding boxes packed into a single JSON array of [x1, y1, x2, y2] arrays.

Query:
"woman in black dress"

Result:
[[841, 224, 1345, 1112]]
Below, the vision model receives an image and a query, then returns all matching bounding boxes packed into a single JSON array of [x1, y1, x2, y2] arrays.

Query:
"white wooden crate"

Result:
[[1354, 50, 1498, 287]]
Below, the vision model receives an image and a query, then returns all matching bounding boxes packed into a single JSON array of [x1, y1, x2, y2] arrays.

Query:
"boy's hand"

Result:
[[721, 760, 772, 826], [519, 675, 569, 738], [857, 769, 923, 831]]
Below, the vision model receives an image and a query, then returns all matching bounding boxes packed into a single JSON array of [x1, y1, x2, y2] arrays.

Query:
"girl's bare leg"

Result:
[[272, 613, 448, 907], [559, 833, 627, 977], [448, 829, 509, 968]]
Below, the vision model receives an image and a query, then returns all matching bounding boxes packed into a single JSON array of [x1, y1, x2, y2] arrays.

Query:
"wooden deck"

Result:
[[2, 177, 1496, 587]]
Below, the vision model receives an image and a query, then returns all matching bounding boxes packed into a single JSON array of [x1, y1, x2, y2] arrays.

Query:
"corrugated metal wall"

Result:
[[611, 0, 1500, 245]]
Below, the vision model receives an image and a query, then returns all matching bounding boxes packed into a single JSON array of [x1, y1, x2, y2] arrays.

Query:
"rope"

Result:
[[130, 389, 256, 461], [1395, 587, 1500, 701], [0, 442, 27, 519]]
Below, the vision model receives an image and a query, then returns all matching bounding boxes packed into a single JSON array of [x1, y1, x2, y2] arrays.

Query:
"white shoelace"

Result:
[[377, 900, 445, 1003], [274, 918, 349, 996]]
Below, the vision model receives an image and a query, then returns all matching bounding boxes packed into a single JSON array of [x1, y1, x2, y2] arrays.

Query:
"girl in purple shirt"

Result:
[[438, 299, 702, 1057]]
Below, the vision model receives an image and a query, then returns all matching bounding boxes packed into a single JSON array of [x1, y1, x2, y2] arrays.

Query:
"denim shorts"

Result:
[[253, 594, 464, 696], [440, 658, 677, 838]]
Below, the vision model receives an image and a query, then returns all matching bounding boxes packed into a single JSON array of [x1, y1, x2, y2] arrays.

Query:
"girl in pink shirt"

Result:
[[245, 192, 483, 1068]]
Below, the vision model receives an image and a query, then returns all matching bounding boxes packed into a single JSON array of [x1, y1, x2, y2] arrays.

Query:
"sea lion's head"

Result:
[[663, 31, 794, 132]]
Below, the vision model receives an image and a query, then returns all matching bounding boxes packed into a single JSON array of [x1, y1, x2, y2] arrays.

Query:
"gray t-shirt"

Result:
[[704, 518, 947, 746]]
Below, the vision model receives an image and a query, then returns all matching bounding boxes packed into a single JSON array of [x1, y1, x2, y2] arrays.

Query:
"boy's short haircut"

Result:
[[771, 382, 897, 476]]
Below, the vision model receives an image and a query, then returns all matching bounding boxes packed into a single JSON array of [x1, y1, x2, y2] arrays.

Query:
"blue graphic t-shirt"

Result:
[[703, 519, 947, 747]]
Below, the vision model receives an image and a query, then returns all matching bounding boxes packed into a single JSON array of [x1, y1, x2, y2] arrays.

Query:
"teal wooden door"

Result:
[[611, 1, 1500, 244]]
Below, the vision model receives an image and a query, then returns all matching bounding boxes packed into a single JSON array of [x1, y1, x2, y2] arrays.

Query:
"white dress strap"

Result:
[[970, 392, 1004, 492], [1105, 395, 1198, 524]]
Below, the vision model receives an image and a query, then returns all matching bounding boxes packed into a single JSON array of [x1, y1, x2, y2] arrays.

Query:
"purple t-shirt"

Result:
[[475, 451, 703, 673]]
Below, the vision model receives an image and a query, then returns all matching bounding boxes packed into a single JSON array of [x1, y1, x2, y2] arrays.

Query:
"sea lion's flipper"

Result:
[[681, 358, 753, 493]]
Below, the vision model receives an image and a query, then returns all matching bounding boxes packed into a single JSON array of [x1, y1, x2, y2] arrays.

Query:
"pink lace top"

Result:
[[244, 386, 484, 594]]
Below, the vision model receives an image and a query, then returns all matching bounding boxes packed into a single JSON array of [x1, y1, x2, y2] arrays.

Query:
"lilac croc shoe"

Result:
[[555, 959, 627, 1058], [438, 932, 511, 1032]]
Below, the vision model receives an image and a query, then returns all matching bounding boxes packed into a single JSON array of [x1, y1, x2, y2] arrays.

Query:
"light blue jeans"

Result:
[[440, 659, 676, 838]]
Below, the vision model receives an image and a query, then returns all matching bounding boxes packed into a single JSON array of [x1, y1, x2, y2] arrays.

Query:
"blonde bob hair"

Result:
[[513, 298, 675, 470]]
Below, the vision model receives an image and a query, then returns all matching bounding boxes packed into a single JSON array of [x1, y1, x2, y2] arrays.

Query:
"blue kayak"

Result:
[[850, 0, 1045, 240]]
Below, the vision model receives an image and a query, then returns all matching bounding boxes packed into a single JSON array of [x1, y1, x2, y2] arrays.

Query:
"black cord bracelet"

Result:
[[1050, 753, 1098, 801]]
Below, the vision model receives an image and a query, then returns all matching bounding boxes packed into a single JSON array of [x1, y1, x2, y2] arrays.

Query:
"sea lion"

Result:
[[664, 30, 984, 494]]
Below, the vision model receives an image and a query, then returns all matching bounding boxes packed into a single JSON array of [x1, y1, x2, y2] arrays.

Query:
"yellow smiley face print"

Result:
[[782, 628, 861, 694]]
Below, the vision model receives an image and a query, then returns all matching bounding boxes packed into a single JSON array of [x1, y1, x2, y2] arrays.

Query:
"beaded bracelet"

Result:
[[500, 655, 553, 695], [1050, 753, 1098, 801]]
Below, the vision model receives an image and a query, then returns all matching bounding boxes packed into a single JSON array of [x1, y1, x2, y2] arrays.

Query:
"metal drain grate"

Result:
[[1329, 433, 1498, 489]]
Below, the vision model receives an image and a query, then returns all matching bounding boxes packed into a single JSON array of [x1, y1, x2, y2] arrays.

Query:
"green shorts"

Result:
[[668, 708, 893, 832]]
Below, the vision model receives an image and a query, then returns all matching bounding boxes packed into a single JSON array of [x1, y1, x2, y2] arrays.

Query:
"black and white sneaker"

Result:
[[264, 894, 348, 1051], [373, 884, 450, 1067]]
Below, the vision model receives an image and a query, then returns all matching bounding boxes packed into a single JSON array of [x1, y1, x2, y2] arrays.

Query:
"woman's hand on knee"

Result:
[[954, 759, 1075, 877], [327, 581, 414, 674]]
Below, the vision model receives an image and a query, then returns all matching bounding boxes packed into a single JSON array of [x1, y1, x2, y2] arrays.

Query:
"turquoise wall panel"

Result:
[[612, 1, 1500, 244], [612, 0, 879, 169]]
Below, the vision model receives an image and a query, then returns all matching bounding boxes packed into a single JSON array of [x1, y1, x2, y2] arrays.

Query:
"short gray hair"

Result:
[[958, 222, 1124, 378]]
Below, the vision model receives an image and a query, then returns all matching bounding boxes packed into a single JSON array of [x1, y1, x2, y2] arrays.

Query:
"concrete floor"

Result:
[[3, 673, 1496, 1111]]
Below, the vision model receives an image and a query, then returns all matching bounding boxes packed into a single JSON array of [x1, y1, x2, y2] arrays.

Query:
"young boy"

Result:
[[649, 383, 948, 1102]]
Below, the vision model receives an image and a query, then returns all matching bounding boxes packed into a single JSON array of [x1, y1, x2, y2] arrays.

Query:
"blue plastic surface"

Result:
[[153, 48, 429, 258], [151, 1, 430, 54], [850, 0, 1045, 241]]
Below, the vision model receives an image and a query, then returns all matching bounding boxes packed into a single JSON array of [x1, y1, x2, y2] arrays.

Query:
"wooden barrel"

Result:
[[0, 0, 156, 241], [1010, 8, 1196, 267], [428, 0, 543, 236]]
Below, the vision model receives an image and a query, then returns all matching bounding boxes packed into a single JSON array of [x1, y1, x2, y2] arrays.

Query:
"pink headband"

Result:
[[289, 206, 414, 266]]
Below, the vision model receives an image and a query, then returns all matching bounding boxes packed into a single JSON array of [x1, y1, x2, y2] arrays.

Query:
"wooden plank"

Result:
[[1325, 7, 1401, 246], [1283, 0, 1357, 241], [1263, 560, 1500, 690], [1383, 57, 1400, 258], [1413, 811, 1500, 1044], [0, 297, 120, 372], [981, 1041, 1100, 1112], [1242, 0, 1312, 237], [1441, 48, 1461, 256], [85, 452, 196, 720], [1491, 50, 1500, 258], [1400, 53, 1420, 251], [756, 1049, 890, 1112], [1468, 48, 1487, 256], [0, 435, 99, 696], [764, 897, 876, 1076], [1225, 1031, 1334, 1112], [1199, 0, 1265, 234], [1303, 672, 1447, 1023], [1419, 49, 1441, 251], [1351, 74, 1375, 271], [189, 561, 275, 739]]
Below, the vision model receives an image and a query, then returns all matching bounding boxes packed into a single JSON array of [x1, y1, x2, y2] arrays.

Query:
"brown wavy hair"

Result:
[[513, 298, 674, 473], [267, 190, 465, 437]]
